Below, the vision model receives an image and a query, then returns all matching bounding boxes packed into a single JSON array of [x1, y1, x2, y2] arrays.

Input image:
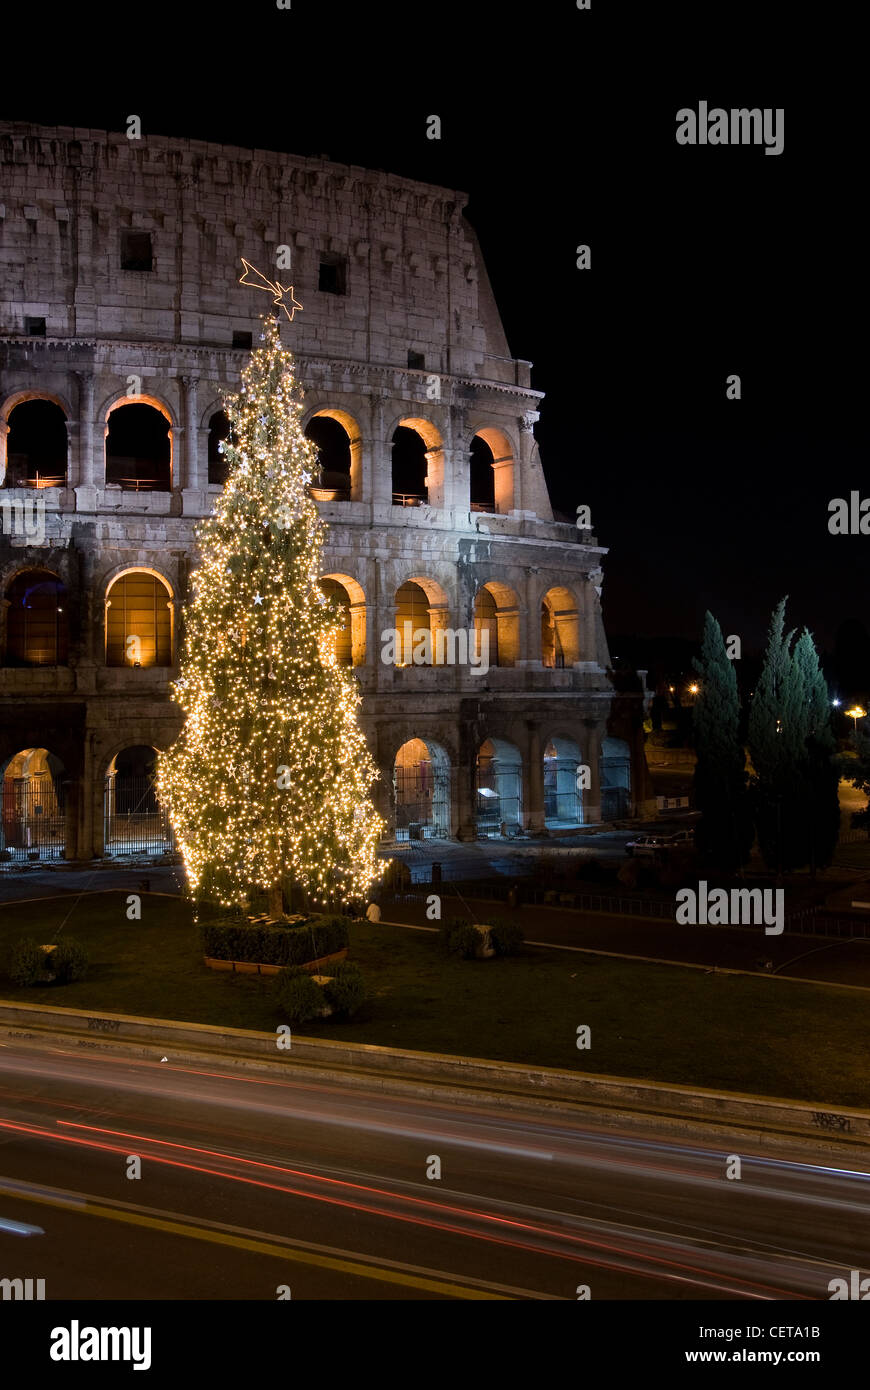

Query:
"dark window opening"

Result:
[[470, 435, 496, 513], [232, 330, 253, 349], [5, 572, 69, 667], [407, 350, 425, 370], [304, 416, 351, 498], [391, 426, 428, 506], [120, 230, 153, 272], [105, 403, 171, 492], [208, 411, 237, 486], [4, 400, 68, 488], [318, 255, 347, 295], [25, 317, 46, 337]]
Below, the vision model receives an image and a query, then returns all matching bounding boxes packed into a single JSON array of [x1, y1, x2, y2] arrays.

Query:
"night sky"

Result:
[[3, 2, 865, 676]]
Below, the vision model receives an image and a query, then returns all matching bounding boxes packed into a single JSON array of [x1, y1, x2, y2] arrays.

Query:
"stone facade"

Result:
[[0, 121, 652, 860]]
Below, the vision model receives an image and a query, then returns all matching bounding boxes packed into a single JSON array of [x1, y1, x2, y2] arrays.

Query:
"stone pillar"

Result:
[[181, 376, 207, 513], [491, 457, 514, 514], [517, 575, 542, 669], [349, 601, 367, 666], [64, 777, 80, 862], [367, 396, 392, 509], [585, 722, 603, 825], [74, 371, 97, 509], [0, 598, 10, 659], [456, 721, 478, 841], [77, 733, 100, 859], [525, 723, 546, 833], [429, 604, 451, 665]]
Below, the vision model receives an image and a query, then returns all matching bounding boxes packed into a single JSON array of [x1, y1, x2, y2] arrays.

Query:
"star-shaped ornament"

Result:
[[253, 593, 264, 606]]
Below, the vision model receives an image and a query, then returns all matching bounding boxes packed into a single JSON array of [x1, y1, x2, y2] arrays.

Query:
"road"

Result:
[[0, 1039, 867, 1301]]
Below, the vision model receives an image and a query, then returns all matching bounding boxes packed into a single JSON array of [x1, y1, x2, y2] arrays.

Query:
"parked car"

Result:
[[625, 829, 694, 858]]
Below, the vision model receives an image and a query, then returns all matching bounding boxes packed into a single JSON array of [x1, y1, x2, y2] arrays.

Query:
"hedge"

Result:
[[275, 968, 325, 1024], [201, 914, 350, 966]]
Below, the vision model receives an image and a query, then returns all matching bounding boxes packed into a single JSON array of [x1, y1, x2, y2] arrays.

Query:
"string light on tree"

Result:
[[157, 310, 384, 914]]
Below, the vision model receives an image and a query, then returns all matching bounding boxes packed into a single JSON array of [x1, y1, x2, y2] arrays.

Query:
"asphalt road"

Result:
[[0, 1039, 867, 1301]]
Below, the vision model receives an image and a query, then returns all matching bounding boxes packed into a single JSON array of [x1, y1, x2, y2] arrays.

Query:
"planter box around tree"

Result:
[[200, 913, 351, 976]]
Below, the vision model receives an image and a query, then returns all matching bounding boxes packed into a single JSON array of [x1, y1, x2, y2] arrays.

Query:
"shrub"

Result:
[[52, 937, 89, 983], [8, 938, 45, 987], [438, 918, 479, 959], [275, 968, 325, 1025], [487, 919, 524, 956], [323, 962, 367, 1018], [200, 914, 349, 966]]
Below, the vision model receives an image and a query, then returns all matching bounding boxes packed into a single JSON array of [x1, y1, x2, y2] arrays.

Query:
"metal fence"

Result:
[[0, 778, 66, 859], [104, 775, 174, 857]]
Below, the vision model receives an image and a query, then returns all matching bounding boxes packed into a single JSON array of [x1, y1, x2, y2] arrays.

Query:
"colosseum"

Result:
[[0, 121, 652, 863]]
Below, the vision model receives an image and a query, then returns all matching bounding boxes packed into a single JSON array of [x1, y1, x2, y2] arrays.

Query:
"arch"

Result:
[[474, 581, 520, 667], [105, 398, 172, 492], [320, 573, 366, 666], [103, 743, 173, 857], [4, 569, 68, 666], [105, 570, 173, 667], [392, 737, 450, 840], [393, 576, 450, 666], [304, 407, 362, 500], [207, 409, 236, 486], [0, 746, 67, 860], [600, 736, 631, 820], [544, 734, 584, 828], [391, 416, 444, 507], [541, 585, 580, 667], [475, 736, 523, 836], [2, 397, 69, 488], [472, 426, 515, 514]]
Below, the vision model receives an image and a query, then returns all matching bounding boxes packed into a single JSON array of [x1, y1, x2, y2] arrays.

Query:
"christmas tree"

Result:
[[157, 314, 384, 915]]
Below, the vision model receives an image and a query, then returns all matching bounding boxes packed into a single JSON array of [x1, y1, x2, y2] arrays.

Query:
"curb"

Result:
[[0, 998, 868, 1154]]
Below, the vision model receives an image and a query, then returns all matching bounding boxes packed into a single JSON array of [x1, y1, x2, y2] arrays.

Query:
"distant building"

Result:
[[0, 122, 652, 860]]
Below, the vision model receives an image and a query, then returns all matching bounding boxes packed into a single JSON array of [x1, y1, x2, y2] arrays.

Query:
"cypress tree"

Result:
[[692, 612, 752, 870]]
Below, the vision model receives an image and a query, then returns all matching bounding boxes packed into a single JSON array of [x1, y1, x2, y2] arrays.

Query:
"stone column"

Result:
[[0, 598, 10, 659], [456, 720, 478, 841], [181, 375, 207, 513], [366, 396, 392, 510], [74, 371, 97, 509], [429, 604, 451, 665], [349, 601, 367, 666], [585, 722, 603, 825], [525, 723, 546, 833]]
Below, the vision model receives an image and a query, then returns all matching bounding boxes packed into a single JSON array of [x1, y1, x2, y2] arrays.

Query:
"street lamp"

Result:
[[845, 705, 866, 734]]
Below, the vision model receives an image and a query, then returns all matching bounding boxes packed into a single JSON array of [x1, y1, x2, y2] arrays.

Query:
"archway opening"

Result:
[[208, 410, 236, 486], [0, 748, 67, 860], [4, 400, 68, 488], [106, 402, 171, 492], [475, 737, 523, 837], [394, 581, 434, 666], [318, 577, 353, 666], [393, 738, 450, 840], [600, 736, 631, 821], [104, 745, 173, 857], [473, 427, 514, 514], [105, 571, 172, 667], [4, 570, 68, 666], [305, 416, 351, 500], [469, 436, 496, 513], [541, 586, 579, 668], [391, 426, 428, 506], [474, 582, 520, 667], [544, 736, 584, 828]]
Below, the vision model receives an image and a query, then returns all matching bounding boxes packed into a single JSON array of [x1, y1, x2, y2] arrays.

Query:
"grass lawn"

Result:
[[0, 891, 868, 1109]]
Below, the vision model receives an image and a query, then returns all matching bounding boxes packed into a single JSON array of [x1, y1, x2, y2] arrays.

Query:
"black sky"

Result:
[[2, 1, 865, 666]]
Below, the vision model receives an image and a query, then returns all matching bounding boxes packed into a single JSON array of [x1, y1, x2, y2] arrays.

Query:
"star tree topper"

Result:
[[239, 258, 304, 322]]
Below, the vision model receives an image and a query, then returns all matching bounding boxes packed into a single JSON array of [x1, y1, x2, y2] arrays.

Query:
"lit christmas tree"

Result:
[[157, 313, 384, 915]]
